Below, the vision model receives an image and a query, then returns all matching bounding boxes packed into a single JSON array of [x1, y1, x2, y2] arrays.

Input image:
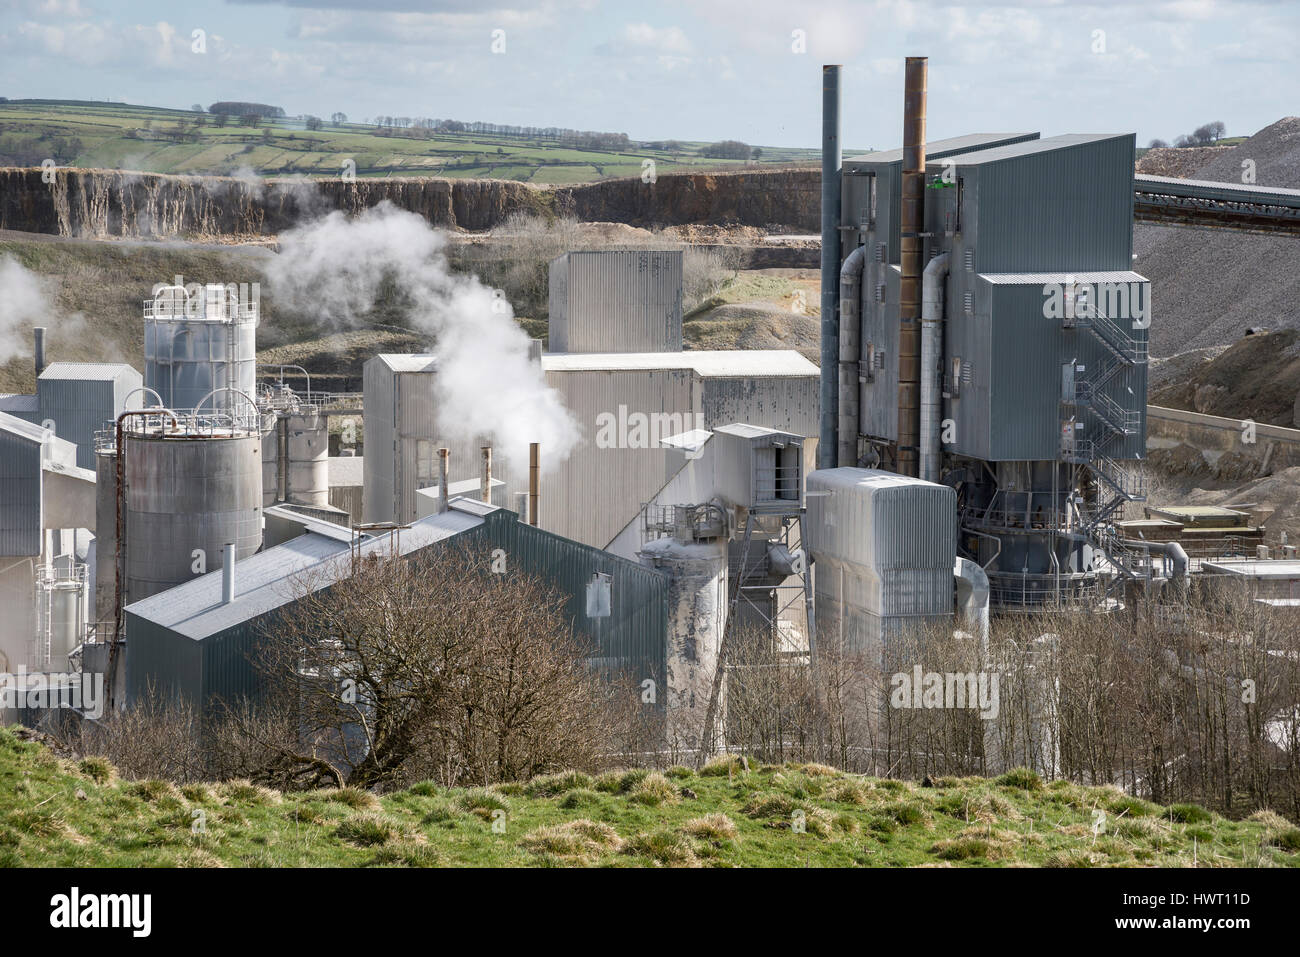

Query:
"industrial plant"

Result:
[[1, 58, 1298, 813]]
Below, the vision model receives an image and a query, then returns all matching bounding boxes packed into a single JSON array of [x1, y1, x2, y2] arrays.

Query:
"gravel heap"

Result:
[[1136, 145, 1233, 178], [1136, 118, 1300, 359]]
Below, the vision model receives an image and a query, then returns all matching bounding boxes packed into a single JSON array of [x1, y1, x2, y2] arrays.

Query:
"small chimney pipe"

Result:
[[514, 491, 529, 523], [480, 446, 492, 503], [34, 327, 47, 379], [437, 447, 450, 513], [528, 442, 540, 527], [222, 543, 236, 604]]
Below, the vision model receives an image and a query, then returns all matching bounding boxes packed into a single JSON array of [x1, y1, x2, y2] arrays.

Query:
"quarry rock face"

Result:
[[0, 166, 819, 240]]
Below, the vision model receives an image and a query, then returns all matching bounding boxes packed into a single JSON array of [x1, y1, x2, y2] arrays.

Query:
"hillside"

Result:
[[2, 728, 1294, 868], [1136, 117, 1300, 359], [0, 100, 821, 184]]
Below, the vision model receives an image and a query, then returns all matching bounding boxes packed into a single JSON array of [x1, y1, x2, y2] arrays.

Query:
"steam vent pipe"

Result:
[[34, 327, 46, 378], [837, 244, 866, 467], [920, 252, 950, 482], [898, 55, 928, 477], [437, 447, 450, 514], [819, 63, 842, 471]]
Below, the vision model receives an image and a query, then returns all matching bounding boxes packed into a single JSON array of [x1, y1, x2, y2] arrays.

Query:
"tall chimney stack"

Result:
[[818, 64, 842, 471], [898, 56, 928, 478], [480, 446, 493, 503], [34, 327, 47, 379]]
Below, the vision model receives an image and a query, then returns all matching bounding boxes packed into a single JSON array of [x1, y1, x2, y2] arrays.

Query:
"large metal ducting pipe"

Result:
[[1122, 539, 1189, 583], [818, 64, 843, 471], [34, 327, 46, 379], [954, 557, 990, 650], [920, 252, 950, 482], [898, 56, 928, 478], [837, 244, 867, 467]]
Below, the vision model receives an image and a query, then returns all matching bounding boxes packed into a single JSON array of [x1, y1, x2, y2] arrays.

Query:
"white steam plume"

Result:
[[0, 255, 55, 364], [266, 201, 579, 471]]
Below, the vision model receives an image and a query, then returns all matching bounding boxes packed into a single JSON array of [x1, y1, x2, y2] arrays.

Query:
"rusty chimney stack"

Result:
[[897, 56, 928, 477], [480, 446, 492, 503], [437, 447, 450, 513]]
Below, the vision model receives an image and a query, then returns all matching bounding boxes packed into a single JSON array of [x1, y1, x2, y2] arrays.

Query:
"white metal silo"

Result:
[[122, 416, 263, 605], [143, 284, 257, 416]]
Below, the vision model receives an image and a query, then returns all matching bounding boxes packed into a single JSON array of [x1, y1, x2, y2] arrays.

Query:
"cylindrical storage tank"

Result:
[[144, 284, 257, 415], [285, 411, 329, 506], [262, 412, 330, 507], [50, 579, 84, 670], [123, 427, 263, 605], [94, 448, 118, 627]]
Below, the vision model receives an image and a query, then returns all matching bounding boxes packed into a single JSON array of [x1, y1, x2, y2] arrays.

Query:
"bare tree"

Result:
[[245, 543, 630, 790]]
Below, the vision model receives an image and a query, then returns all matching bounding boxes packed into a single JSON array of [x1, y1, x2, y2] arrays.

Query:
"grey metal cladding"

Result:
[[36, 367, 142, 469], [952, 134, 1137, 274], [549, 250, 684, 353], [945, 274, 1149, 462], [858, 261, 900, 442], [0, 421, 42, 556]]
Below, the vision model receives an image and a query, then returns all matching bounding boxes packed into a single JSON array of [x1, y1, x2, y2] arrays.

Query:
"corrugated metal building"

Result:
[[124, 499, 670, 713], [0, 412, 94, 672], [549, 250, 684, 353], [804, 468, 957, 660], [0, 363, 143, 470], [539, 350, 820, 548], [362, 355, 501, 524]]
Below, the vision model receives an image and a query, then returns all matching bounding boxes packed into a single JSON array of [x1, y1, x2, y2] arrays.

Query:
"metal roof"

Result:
[[980, 270, 1147, 285], [935, 133, 1128, 167], [1134, 173, 1300, 210], [847, 132, 1039, 164], [125, 508, 486, 639], [713, 422, 794, 439], [374, 354, 438, 373], [1202, 560, 1300, 579], [541, 350, 818, 377], [38, 361, 140, 381], [0, 394, 39, 414], [0, 409, 49, 443]]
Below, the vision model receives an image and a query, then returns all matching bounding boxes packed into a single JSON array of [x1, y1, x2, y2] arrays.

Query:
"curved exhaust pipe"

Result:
[[920, 252, 950, 482], [837, 244, 867, 466]]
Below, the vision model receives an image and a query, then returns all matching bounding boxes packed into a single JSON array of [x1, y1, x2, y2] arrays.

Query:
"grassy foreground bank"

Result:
[[2, 728, 1296, 868]]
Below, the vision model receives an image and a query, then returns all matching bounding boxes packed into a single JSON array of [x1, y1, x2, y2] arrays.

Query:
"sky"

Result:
[[0, 0, 1295, 150]]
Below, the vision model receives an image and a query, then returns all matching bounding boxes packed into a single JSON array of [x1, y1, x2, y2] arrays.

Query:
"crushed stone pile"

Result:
[[1137, 118, 1300, 359]]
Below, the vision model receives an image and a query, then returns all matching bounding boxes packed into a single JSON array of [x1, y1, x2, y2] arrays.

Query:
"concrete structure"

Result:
[[549, 250, 684, 353], [0, 412, 96, 673]]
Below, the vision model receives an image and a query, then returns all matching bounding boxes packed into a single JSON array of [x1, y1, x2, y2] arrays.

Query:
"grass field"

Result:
[[0, 99, 826, 182], [4, 728, 1296, 868]]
